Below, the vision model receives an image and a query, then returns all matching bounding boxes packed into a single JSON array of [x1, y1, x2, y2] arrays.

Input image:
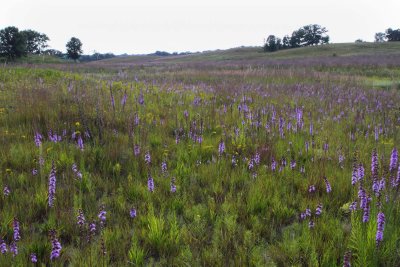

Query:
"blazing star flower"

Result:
[[34, 132, 43, 147], [48, 162, 56, 208], [77, 136, 84, 150], [358, 163, 365, 182], [389, 148, 398, 172], [130, 208, 137, 218], [13, 218, 21, 241], [305, 208, 311, 217], [170, 177, 176, 193], [349, 201, 357, 212], [308, 220, 315, 229], [371, 149, 378, 179], [98, 205, 106, 227], [351, 163, 358, 186], [3, 185, 10, 196], [0, 239, 7, 254], [72, 163, 83, 180], [30, 253, 38, 263], [161, 161, 167, 174], [376, 212, 385, 245], [324, 177, 332, 193], [10, 241, 17, 257], [218, 140, 225, 156], [308, 185, 316, 193], [144, 151, 151, 165], [315, 203, 323, 216], [147, 174, 154, 192], [32, 168, 38, 176], [50, 230, 62, 260], [290, 159, 296, 170], [77, 209, 86, 227], [271, 158, 276, 171], [254, 153, 261, 165], [343, 251, 351, 267]]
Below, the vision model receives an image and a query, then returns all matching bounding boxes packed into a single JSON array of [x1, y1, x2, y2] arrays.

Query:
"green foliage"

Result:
[[66, 37, 83, 61]]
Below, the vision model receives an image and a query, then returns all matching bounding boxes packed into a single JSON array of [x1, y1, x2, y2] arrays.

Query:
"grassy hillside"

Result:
[[96, 42, 400, 65]]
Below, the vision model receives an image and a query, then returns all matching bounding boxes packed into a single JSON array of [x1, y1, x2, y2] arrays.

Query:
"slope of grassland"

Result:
[[96, 42, 400, 66]]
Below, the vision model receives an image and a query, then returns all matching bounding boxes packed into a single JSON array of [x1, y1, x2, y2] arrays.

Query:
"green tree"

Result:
[[0, 26, 27, 59], [302, 24, 329, 46], [264, 35, 281, 52], [66, 37, 83, 61], [385, 28, 400, 41], [374, 32, 386, 42], [21, 30, 49, 54]]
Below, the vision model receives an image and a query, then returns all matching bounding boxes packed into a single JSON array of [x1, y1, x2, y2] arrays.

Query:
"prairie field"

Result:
[[0, 44, 399, 266]]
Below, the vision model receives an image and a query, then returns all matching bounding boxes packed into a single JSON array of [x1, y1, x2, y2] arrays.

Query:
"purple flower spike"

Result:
[[30, 253, 38, 263], [376, 212, 385, 245], [315, 203, 323, 216], [147, 174, 155, 192], [50, 230, 62, 260], [3, 185, 10, 196], [48, 162, 57, 208], [130, 208, 137, 218], [10, 241, 17, 257], [343, 251, 351, 267], [0, 239, 7, 254], [389, 148, 398, 172], [324, 177, 332, 193], [13, 218, 21, 241], [218, 140, 225, 156]]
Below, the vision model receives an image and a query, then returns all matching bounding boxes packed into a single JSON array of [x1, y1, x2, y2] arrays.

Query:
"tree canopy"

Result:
[[21, 30, 49, 54], [264, 24, 329, 53], [66, 37, 83, 61], [0, 26, 27, 59]]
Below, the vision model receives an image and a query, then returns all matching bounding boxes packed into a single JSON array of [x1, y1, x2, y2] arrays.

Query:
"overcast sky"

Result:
[[1, 0, 399, 54]]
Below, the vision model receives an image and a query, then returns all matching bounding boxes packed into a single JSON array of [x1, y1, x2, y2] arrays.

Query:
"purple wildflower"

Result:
[[161, 161, 167, 174], [13, 218, 21, 241], [300, 212, 306, 220], [30, 253, 38, 263], [77, 136, 84, 151], [130, 208, 137, 218], [34, 132, 43, 147], [305, 208, 311, 217], [349, 201, 357, 212], [351, 163, 358, 185], [315, 203, 323, 216], [72, 163, 83, 180], [324, 177, 332, 193], [89, 222, 96, 234], [290, 159, 296, 170], [147, 174, 154, 192], [358, 163, 364, 182], [308, 185, 316, 193], [371, 149, 378, 180], [144, 151, 151, 165], [98, 205, 106, 227], [32, 168, 38, 176], [308, 220, 315, 229], [343, 251, 351, 267], [48, 162, 56, 208], [231, 155, 237, 167], [50, 230, 62, 260], [10, 241, 17, 257], [0, 239, 7, 254], [376, 212, 385, 245], [77, 209, 86, 227], [389, 148, 398, 172], [271, 158, 276, 171], [134, 144, 140, 156], [254, 153, 260, 165], [218, 140, 225, 156], [170, 177, 176, 193], [3, 185, 10, 196]]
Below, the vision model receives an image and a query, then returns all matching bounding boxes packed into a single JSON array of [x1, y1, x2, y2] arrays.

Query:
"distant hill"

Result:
[[90, 42, 400, 66]]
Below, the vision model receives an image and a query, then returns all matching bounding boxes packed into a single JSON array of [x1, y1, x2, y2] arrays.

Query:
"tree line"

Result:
[[0, 26, 115, 62], [374, 28, 400, 42], [264, 24, 330, 52]]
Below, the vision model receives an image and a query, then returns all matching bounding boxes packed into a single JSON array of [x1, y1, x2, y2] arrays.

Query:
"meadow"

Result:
[[0, 43, 399, 266]]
